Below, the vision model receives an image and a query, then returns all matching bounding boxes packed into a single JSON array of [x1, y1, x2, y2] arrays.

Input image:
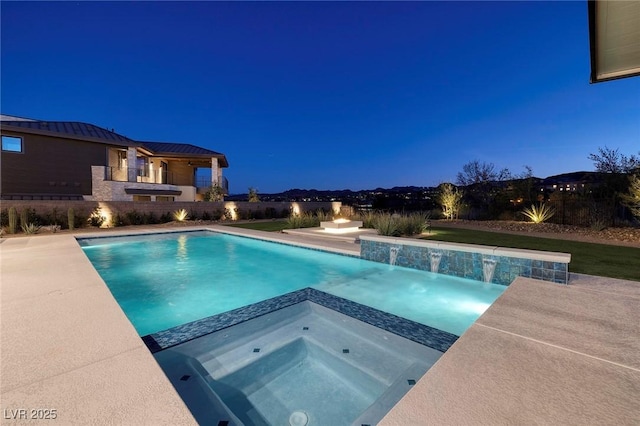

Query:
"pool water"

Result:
[[79, 230, 505, 336]]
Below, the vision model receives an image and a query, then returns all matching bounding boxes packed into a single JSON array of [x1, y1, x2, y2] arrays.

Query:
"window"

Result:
[[136, 156, 150, 177], [1, 135, 23, 152], [118, 151, 127, 169]]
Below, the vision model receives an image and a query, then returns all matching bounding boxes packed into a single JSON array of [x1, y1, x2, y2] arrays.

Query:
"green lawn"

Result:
[[427, 226, 640, 281]]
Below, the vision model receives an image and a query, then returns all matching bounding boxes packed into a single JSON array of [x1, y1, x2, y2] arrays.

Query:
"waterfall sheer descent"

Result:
[[429, 251, 443, 273], [482, 257, 497, 283], [389, 246, 401, 266]]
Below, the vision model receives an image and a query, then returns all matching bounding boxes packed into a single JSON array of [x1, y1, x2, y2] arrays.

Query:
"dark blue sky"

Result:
[[2, 1, 639, 194]]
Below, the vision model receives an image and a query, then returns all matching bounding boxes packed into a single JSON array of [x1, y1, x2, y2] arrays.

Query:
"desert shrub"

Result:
[[88, 207, 106, 227], [352, 211, 379, 229], [251, 209, 265, 220], [142, 212, 158, 224], [43, 207, 61, 227], [201, 210, 212, 221], [264, 207, 277, 219], [223, 207, 238, 221], [125, 210, 144, 225], [396, 211, 430, 236], [590, 219, 608, 231], [286, 211, 319, 229], [0, 209, 7, 227], [211, 209, 224, 220], [160, 212, 173, 223], [315, 209, 332, 222], [373, 213, 399, 236], [111, 213, 124, 227]]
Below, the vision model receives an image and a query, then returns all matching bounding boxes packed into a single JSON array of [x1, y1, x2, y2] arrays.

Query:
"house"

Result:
[[0, 114, 228, 202], [541, 171, 601, 194]]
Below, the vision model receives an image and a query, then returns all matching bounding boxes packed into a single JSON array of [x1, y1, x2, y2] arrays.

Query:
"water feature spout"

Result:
[[429, 251, 443, 273], [482, 256, 497, 283], [389, 246, 401, 266]]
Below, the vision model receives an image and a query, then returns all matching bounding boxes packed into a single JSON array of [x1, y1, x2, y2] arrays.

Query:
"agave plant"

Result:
[[21, 223, 41, 235], [173, 209, 189, 222], [521, 203, 555, 224]]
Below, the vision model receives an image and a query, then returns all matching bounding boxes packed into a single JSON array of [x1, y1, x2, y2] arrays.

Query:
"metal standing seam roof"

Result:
[[140, 141, 229, 167], [140, 141, 224, 156], [0, 120, 135, 144], [1, 118, 228, 166]]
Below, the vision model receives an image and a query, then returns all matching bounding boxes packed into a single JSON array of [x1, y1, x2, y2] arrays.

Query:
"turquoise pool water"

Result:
[[79, 231, 505, 336]]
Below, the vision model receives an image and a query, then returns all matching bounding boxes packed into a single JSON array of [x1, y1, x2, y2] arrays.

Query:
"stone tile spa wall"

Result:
[[360, 235, 571, 285]]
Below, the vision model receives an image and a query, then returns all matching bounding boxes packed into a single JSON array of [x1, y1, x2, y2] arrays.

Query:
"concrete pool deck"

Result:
[[1, 225, 638, 424]]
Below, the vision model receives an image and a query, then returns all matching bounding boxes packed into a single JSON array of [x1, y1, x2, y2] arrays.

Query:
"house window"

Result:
[[1, 135, 23, 152], [118, 151, 127, 169], [136, 156, 150, 177]]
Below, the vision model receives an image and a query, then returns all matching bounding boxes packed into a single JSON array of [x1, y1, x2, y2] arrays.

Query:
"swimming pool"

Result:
[[79, 230, 505, 337]]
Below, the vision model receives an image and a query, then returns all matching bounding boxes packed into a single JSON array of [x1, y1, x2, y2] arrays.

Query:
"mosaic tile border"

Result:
[[143, 288, 458, 354], [360, 238, 570, 285]]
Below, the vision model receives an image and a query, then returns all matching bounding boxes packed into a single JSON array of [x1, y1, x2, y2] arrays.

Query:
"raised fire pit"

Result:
[[320, 218, 363, 234]]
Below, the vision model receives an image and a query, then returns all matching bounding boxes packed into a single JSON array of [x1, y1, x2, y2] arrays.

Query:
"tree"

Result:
[[456, 160, 511, 219], [248, 187, 260, 202], [438, 183, 463, 220], [456, 160, 510, 186], [621, 174, 640, 220], [588, 146, 640, 174], [204, 183, 224, 202]]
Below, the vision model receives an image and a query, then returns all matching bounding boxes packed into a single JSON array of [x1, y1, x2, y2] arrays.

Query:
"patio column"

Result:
[[127, 147, 137, 182], [211, 158, 220, 186]]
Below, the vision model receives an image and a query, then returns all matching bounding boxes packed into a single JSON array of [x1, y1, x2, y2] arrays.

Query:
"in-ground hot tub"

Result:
[[153, 301, 443, 426]]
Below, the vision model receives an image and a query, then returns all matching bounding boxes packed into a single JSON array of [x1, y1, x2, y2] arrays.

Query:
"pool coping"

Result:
[[1, 225, 638, 425]]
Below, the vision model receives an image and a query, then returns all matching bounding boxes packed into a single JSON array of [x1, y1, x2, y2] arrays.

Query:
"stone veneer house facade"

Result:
[[0, 114, 228, 202]]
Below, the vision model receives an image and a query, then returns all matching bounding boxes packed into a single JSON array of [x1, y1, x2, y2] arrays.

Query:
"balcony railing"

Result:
[[105, 167, 175, 185], [196, 176, 229, 194]]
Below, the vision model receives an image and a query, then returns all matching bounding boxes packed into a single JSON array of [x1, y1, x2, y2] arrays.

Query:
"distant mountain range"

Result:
[[226, 172, 606, 202]]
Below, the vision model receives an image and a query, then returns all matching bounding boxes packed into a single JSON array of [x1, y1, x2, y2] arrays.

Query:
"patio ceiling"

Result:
[[588, 0, 640, 83]]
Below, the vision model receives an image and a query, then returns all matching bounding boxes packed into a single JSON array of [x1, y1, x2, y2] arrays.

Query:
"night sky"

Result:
[[2, 1, 639, 194]]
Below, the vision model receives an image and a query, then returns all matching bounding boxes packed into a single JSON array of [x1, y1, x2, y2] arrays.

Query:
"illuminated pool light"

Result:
[[320, 218, 363, 234]]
